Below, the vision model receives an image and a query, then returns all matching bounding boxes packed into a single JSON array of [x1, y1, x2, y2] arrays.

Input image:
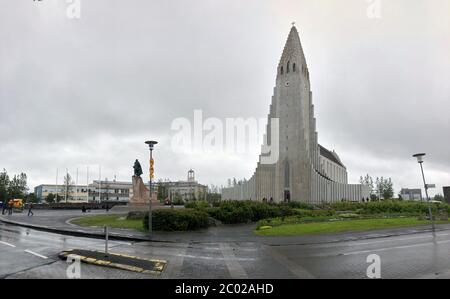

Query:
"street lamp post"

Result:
[[145, 140, 158, 238], [413, 153, 435, 231]]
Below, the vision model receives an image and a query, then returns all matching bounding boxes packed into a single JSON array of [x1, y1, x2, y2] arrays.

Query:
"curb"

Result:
[[59, 249, 167, 274], [0, 216, 170, 243], [2, 215, 450, 246], [262, 226, 450, 247]]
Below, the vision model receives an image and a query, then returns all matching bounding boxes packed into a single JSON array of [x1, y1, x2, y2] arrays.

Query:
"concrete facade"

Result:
[[400, 188, 423, 201], [222, 26, 369, 203], [444, 187, 450, 204]]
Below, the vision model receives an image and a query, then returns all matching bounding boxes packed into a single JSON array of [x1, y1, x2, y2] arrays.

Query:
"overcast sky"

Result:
[[0, 0, 449, 197]]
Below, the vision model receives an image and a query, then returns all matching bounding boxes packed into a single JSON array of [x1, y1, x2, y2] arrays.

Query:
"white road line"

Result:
[[264, 246, 315, 279], [347, 233, 450, 247], [24, 249, 48, 259], [301, 232, 450, 251], [163, 243, 188, 279], [342, 239, 450, 256], [220, 243, 248, 279], [0, 241, 16, 248], [176, 253, 255, 261]]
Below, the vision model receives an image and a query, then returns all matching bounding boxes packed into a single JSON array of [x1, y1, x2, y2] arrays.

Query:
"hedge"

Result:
[[143, 209, 209, 231], [328, 201, 450, 215], [184, 200, 210, 209], [203, 201, 297, 224]]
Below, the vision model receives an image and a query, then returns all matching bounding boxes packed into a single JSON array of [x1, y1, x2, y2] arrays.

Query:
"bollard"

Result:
[[104, 226, 109, 257]]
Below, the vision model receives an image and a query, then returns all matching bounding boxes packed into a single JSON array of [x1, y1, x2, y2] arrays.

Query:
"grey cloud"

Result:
[[1, 0, 449, 196]]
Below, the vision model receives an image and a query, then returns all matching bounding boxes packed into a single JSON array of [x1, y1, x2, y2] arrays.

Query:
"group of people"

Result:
[[1, 201, 34, 216], [1, 201, 14, 215], [262, 197, 274, 204]]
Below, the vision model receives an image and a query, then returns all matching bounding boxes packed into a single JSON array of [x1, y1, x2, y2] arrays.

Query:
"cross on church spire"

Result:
[[291, 21, 296, 27]]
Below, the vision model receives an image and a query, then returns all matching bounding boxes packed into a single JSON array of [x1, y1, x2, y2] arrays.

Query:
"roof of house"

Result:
[[319, 144, 345, 168]]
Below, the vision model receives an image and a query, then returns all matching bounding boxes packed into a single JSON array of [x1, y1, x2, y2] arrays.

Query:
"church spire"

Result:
[[278, 24, 306, 69]]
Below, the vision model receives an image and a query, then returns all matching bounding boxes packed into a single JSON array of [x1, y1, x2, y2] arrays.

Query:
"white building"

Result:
[[400, 188, 423, 201], [160, 170, 208, 202], [35, 180, 132, 203], [35, 170, 208, 203]]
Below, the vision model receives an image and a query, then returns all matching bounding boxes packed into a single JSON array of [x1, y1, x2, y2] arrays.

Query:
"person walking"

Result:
[[8, 200, 13, 215], [27, 203, 34, 217]]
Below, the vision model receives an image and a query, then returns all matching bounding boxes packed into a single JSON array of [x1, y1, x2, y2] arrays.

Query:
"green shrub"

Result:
[[257, 215, 333, 229], [172, 198, 185, 206], [284, 202, 315, 210], [185, 200, 210, 209], [206, 200, 299, 224], [338, 213, 360, 219], [143, 209, 209, 231], [294, 209, 336, 217], [329, 200, 449, 216], [213, 202, 254, 224], [201, 200, 316, 224], [247, 201, 283, 221]]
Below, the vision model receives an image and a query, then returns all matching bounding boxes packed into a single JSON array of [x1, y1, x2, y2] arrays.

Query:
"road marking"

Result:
[[24, 249, 48, 259], [264, 246, 315, 279], [342, 239, 450, 256], [176, 253, 255, 261], [220, 243, 248, 279], [163, 243, 188, 279], [347, 233, 450, 247], [0, 241, 16, 248]]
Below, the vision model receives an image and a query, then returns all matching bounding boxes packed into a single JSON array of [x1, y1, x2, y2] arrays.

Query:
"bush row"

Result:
[[143, 209, 209, 231], [326, 201, 450, 215], [157, 200, 450, 230], [194, 200, 313, 224]]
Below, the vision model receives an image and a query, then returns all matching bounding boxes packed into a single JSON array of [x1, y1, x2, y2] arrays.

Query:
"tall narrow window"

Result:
[[287, 61, 290, 73], [284, 160, 290, 188], [280, 66, 284, 75], [293, 63, 296, 72]]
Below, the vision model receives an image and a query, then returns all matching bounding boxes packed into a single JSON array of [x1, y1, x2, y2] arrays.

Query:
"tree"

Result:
[[207, 192, 221, 204], [63, 173, 74, 202], [434, 194, 445, 202], [157, 180, 169, 202], [46, 193, 56, 203], [382, 178, 394, 199], [360, 174, 375, 198], [173, 192, 183, 205], [8, 173, 28, 199], [0, 169, 9, 203], [374, 176, 394, 200], [26, 193, 40, 204], [56, 194, 64, 203]]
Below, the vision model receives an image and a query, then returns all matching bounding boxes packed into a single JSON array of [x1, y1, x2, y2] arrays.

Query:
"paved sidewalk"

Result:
[[2, 209, 450, 245]]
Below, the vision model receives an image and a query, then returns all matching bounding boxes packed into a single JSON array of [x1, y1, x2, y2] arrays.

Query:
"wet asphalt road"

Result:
[[1, 222, 450, 279]]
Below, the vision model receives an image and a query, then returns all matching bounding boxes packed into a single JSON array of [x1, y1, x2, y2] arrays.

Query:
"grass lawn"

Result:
[[255, 217, 449, 236], [70, 214, 146, 232]]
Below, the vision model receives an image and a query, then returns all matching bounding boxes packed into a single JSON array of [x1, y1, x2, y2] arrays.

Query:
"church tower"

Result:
[[271, 25, 313, 202], [222, 26, 369, 203]]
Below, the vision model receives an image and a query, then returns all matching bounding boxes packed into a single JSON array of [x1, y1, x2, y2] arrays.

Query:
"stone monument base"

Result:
[[112, 175, 158, 213], [130, 176, 150, 205]]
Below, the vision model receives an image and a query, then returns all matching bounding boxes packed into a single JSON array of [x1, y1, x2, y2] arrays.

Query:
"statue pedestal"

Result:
[[130, 176, 150, 206], [111, 175, 159, 213], [128, 176, 158, 208]]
